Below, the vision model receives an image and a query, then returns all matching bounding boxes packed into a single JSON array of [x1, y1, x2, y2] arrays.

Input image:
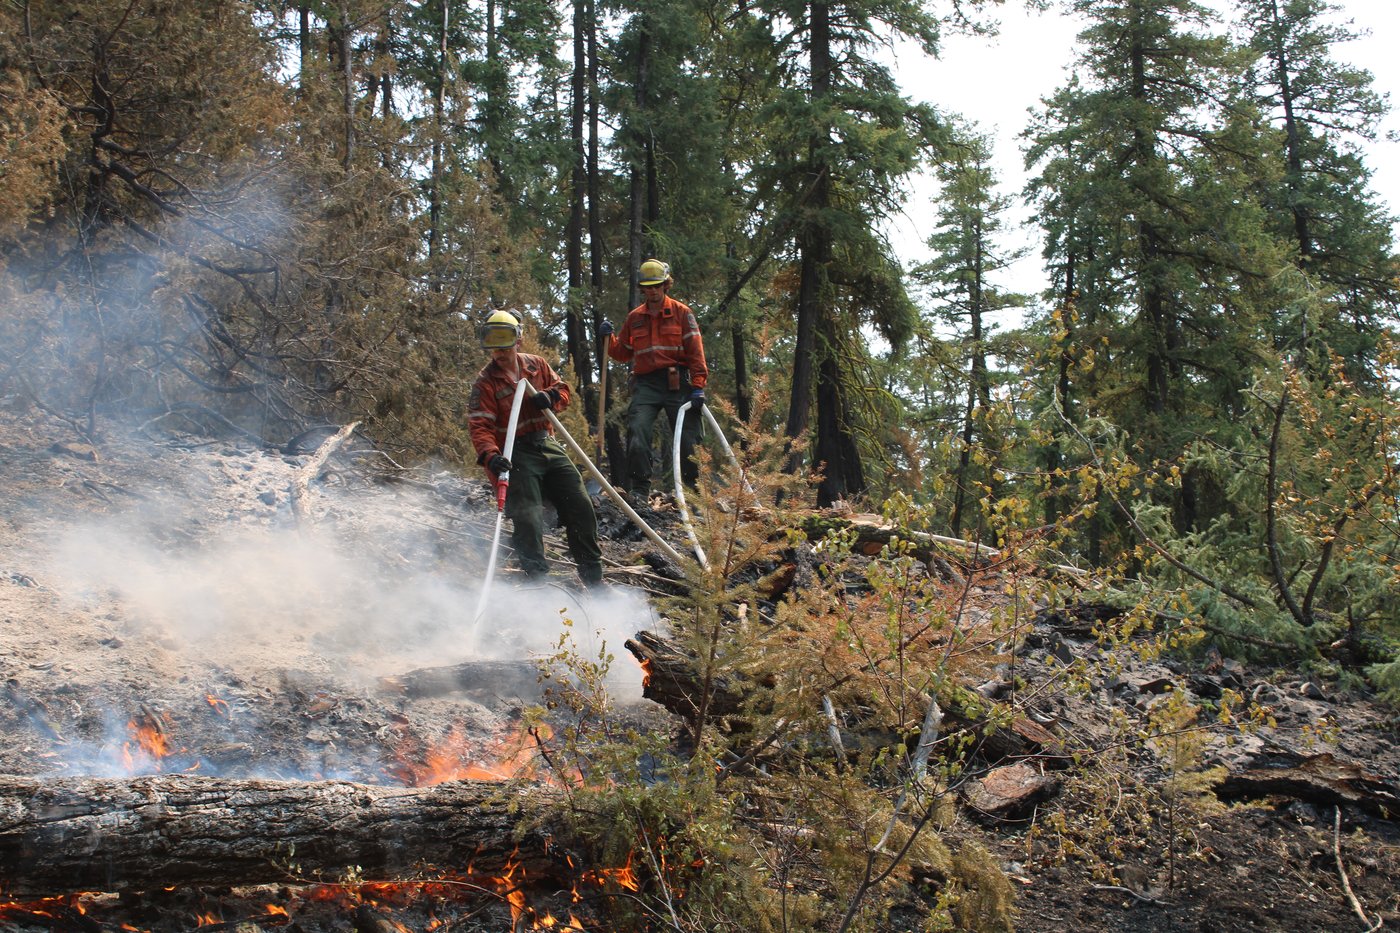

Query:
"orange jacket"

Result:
[[606, 295, 708, 389], [467, 353, 571, 463]]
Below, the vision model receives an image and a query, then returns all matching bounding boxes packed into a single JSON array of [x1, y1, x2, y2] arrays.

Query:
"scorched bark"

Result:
[[0, 774, 557, 897]]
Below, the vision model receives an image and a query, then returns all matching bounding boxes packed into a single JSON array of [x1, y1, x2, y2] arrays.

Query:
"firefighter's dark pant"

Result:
[[505, 435, 604, 584], [625, 375, 701, 495]]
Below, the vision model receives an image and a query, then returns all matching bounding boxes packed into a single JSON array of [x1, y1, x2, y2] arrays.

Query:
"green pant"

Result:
[[626, 377, 702, 494], [504, 435, 604, 584]]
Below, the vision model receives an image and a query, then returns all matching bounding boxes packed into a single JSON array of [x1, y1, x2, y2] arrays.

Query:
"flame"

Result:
[[638, 657, 654, 687], [0, 895, 97, 926], [581, 850, 641, 892], [265, 904, 289, 917], [388, 723, 546, 786], [121, 710, 175, 772], [205, 694, 230, 716]]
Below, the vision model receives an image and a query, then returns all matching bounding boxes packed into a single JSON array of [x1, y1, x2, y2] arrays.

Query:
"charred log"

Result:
[[0, 774, 557, 898], [626, 629, 746, 719], [625, 631, 1068, 766], [1215, 753, 1400, 819], [378, 660, 542, 699]]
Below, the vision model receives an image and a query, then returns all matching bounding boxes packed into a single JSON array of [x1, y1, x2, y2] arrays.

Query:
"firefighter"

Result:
[[468, 310, 604, 586], [598, 259, 709, 498]]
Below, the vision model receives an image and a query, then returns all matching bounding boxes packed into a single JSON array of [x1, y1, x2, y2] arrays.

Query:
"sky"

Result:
[[885, 0, 1400, 313]]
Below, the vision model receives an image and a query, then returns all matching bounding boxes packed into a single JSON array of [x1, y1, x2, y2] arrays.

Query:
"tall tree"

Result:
[[756, 0, 944, 505], [914, 128, 1023, 534], [1025, 0, 1290, 532], [1239, 0, 1399, 373]]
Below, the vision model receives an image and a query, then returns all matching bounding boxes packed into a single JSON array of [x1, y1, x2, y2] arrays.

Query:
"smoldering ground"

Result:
[[42, 469, 654, 693], [6, 432, 658, 782]]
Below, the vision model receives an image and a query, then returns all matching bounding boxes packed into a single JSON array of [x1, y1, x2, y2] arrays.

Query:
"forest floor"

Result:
[[0, 403, 1396, 932]]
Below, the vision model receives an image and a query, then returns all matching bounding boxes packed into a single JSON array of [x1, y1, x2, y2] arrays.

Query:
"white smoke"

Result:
[[42, 452, 655, 700]]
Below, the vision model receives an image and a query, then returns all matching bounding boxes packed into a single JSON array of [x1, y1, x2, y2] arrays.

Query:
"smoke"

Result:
[[42, 456, 655, 701]]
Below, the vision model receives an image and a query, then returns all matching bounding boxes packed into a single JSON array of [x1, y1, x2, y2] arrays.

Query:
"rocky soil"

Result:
[[0, 405, 1396, 932]]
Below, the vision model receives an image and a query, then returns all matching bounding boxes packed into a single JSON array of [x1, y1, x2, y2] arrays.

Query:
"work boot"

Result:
[[579, 564, 605, 588]]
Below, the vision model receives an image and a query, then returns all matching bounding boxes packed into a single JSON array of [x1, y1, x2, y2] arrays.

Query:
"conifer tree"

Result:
[[1239, 0, 1399, 374], [1025, 0, 1291, 533], [751, 0, 944, 505], [913, 128, 1024, 534]]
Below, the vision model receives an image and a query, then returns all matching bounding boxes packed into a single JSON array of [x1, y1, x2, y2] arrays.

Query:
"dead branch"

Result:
[[1335, 806, 1384, 932], [290, 421, 360, 524]]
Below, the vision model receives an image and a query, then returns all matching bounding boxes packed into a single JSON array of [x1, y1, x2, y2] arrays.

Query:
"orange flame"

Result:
[[122, 710, 175, 772], [582, 850, 640, 893], [388, 723, 546, 786], [638, 657, 654, 687], [205, 694, 230, 716]]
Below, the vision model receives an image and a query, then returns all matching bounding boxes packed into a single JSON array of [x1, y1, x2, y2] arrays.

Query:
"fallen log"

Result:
[[625, 630, 1068, 766], [799, 512, 1088, 578], [626, 629, 745, 719], [0, 774, 556, 898], [378, 659, 542, 699], [1215, 752, 1400, 819]]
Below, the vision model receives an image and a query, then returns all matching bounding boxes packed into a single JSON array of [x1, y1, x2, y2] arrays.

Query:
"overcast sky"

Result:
[[886, 0, 1400, 310]]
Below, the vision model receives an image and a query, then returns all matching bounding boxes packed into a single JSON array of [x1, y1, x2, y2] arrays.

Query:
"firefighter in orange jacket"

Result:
[[468, 310, 604, 586], [598, 259, 709, 496]]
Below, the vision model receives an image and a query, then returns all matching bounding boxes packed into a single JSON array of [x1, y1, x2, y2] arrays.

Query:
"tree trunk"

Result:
[[565, 0, 590, 383], [427, 0, 448, 266], [337, 2, 355, 171], [783, 0, 832, 473], [626, 18, 652, 310], [812, 332, 863, 505], [0, 774, 556, 898]]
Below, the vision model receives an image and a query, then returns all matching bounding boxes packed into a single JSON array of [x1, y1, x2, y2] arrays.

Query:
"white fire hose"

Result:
[[474, 396, 743, 602], [470, 378, 530, 648], [671, 401, 754, 569], [671, 401, 709, 570], [541, 408, 687, 567]]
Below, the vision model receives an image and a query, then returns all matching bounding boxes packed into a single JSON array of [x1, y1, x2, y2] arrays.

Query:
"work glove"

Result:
[[688, 388, 706, 410], [597, 319, 614, 338], [531, 389, 557, 410], [487, 454, 512, 474]]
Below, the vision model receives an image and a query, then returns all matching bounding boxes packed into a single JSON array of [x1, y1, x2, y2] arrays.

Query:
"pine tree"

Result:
[[752, 0, 945, 505], [910, 128, 1025, 533], [1025, 0, 1292, 533], [1238, 0, 1400, 375]]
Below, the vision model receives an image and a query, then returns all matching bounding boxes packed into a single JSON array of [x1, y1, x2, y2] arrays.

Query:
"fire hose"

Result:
[[671, 402, 708, 570], [473, 393, 742, 614], [671, 402, 752, 570], [540, 408, 687, 567], [469, 378, 530, 648]]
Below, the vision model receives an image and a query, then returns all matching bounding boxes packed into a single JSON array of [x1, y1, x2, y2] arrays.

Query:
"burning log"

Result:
[[625, 630, 1068, 766], [625, 630, 745, 719], [0, 774, 558, 898]]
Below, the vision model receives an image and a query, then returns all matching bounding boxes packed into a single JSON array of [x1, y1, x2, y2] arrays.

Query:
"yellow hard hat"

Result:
[[478, 309, 522, 349], [638, 258, 671, 287]]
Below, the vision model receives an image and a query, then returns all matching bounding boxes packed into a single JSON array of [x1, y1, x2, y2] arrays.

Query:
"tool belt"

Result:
[[635, 367, 690, 391], [512, 430, 553, 448]]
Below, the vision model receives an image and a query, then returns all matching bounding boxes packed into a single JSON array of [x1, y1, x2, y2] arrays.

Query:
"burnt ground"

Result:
[[0, 405, 1396, 932]]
